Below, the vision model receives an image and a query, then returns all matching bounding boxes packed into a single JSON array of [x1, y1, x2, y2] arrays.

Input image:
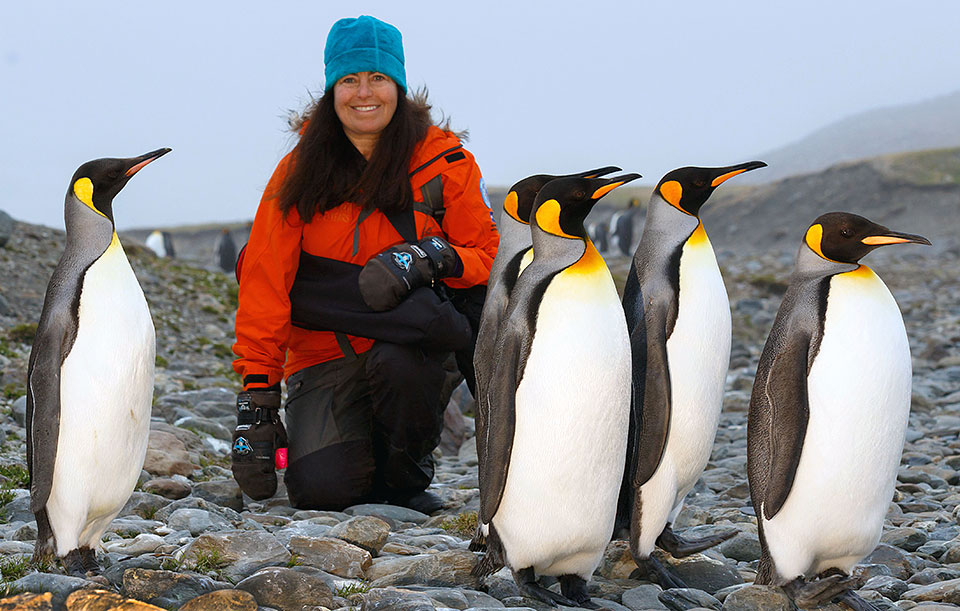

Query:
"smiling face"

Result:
[[333, 71, 399, 157]]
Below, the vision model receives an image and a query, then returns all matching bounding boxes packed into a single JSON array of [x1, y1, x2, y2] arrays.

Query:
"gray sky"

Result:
[[2, 1, 959, 230]]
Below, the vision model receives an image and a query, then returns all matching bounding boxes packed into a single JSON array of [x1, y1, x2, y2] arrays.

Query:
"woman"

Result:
[[231, 15, 498, 513]]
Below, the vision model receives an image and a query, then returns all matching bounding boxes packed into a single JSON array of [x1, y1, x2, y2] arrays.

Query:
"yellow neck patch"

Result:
[[804, 224, 835, 261], [73, 178, 107, 218], [841, 264, 874, 279], [659, 181, 687, 214], [566, 240, 606, 276], [535, 199, 578, 239], [503, 191, 524, 224], [687, 222, 710, 247]]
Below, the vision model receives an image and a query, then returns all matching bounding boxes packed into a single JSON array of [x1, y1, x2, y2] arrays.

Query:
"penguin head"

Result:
[[804, 212, 931, 263], [68, 148, 171, 223], [654, 161, 766, 217], [533, 173, 641, 239], [504, 166, 621, 224]]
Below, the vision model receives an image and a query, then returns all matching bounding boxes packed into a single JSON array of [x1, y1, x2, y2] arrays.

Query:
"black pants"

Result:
[[282, 342, 447, 510]]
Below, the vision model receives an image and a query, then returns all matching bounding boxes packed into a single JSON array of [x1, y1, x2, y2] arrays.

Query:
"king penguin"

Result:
[[473, 173, 639, 608], [472, 167, 618, 548], [619, 161, 766, 586], [27, 148, 170, 576], [747, 212, 929, 611]]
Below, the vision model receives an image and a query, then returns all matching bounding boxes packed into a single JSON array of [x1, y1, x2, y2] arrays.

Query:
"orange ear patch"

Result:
[[804, 224, 834, 261], [659, 180, 683, 210], [534, 200, 578, 239], [503, 191, 524, 223]]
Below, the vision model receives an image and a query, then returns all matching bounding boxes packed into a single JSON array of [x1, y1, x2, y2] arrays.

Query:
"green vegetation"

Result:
[[155, 354, 169, 368], [333, 581, 371, 597], [2, 383, 25, 400], [5, 323, 37, 345], [0, 555, 30, 582], [0, 464, 30, 489], [883, 147, 960, 186], [440, 511, 478, 538], [212, 343, 234, 360], [286, 553, 302, 567], [747, 274, 788, 296]]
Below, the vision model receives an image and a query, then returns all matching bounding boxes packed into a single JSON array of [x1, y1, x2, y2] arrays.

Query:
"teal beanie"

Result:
[[324, 16, 406, 92]]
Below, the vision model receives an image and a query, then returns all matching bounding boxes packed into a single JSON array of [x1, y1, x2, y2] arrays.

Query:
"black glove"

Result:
[[358, 236, 463, 311], [231, 387, 288, 500]]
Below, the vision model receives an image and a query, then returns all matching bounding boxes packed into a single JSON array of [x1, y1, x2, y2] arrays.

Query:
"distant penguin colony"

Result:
[[748, 212, 929, 609], [27, 149, 170, 576]]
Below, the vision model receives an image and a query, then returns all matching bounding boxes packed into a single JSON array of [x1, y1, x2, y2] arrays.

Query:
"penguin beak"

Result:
[[591, 173, 642, 200], [575, 166, 621, 179], [125, 148, 172, 177], [862, 230, 932, 247], [709, 160, 767, 187]]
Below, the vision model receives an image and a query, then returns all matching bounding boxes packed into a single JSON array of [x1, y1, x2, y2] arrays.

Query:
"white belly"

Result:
[[763, 266, 911, 579], [637, 234, 730, 555], [494, 264, 630, 577], [47, 236, 155, 553]]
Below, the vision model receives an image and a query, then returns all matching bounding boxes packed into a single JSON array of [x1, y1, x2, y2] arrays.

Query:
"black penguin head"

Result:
[[68, 148, 171, 222], [654, 160, 766, 216], [533, 173, 641, 239], [504, 166, 621, 224], [804, 212, 931, 263]]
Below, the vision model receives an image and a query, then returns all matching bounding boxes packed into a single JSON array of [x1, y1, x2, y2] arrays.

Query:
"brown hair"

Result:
[[276, 88, 433, 223]]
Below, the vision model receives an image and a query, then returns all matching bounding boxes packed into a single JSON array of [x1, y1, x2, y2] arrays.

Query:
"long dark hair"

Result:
[[276, 88, 433, 223]]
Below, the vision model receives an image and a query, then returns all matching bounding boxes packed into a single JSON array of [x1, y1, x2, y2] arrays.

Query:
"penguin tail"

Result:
[[468, 527, 487, 552], [471, 525, 506, 578]]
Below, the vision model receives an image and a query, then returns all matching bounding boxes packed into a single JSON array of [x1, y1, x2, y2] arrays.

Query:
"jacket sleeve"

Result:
[[435, 147, 500, 289], [232, 153, 303, 390]]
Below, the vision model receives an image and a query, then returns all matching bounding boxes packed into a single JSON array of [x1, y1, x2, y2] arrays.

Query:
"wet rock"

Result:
[[193, 479, 243, 512], [180, 531, 290, 581], [861, 544, 914, 580], [328, 515, 391, 555], [178, 589, 258, 610], [597, 540, 639, 580], [882, 527, 928, 552], [11, 395, 26, 427], [63, 588, 164, 610], [142, 477, 191, 499], [720, 585, 792, 610], [658, 587, 722, 610], [361, 587, 436, 610], [120, 491, 169, 519], [1, 494, 35, 523], [345, 503, 430, 525], [669, 557, 744, 594], [901, 577, 960, 604], [908, 567, 960, 586], [0, 592, 53, 611], [367, 550, 478, 587], [621, 584, 668, 610], [288, 535, 372, 578], [104, 533, 165, 555], [235, 566, 334, 610], [719, 532, 762, 562], [11, 573, 95, 607], [167, 507, 232, 535], [862, 575, 910, 600], [121, 568, 216, 608], [143, 430, 196, 476]]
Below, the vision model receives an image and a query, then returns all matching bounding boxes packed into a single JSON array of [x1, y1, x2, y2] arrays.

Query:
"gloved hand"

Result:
[[358, 235, 463, 311], [231, 387, 288, 500]]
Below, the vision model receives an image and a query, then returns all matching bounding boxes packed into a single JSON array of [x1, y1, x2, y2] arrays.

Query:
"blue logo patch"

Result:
[[479, 178, 492, 209], [392, 252, 413, 271], [233, 436, 253, 456], [429, 237, 445, 250]]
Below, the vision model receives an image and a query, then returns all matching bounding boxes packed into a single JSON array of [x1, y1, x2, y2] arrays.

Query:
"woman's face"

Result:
[[333, 72, 399, 145]]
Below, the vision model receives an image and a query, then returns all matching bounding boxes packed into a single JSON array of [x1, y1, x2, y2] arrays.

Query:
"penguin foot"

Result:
[[62, 549, 87, 578], [560, 574, 599, 609], [836, 590, 882, 611], [512, 567, 579, 608], [79, 546, 101, 575], [655, 523, 738, 558], [782, 574, 858, 609], [642, 553, 687, 590]]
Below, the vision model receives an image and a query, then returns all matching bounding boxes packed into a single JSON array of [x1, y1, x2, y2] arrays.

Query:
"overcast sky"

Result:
[[2, 1, 959, 230]]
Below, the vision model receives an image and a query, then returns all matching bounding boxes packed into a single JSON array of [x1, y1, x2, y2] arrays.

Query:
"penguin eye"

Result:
[[692, 179, 707, 188], [574, 190, 586, 199], [840, 227, 853, 238], [106, 170, 121, 180]]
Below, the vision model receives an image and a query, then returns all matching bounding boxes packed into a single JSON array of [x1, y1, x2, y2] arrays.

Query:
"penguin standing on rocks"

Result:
[[27, 149, 170, 576], [748, 212, 929, 611], [472, 167, 618, 517], [620, 161, 766, 586], [215, 228, 237, 272], [473, 173, 639, 608]]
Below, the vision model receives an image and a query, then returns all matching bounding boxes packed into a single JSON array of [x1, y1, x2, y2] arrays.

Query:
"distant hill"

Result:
[[702, 147, 960, 254], [747, 90, 960, 183]]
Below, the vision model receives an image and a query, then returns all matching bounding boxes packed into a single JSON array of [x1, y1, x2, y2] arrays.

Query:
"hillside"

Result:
[[745, 89, 960, 183]]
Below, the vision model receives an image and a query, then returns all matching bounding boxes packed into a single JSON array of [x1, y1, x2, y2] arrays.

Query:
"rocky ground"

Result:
[[1, 214, 960, 610]]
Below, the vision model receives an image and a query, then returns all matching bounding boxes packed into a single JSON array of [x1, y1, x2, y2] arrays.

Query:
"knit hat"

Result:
[[324, 16, 406, 92]]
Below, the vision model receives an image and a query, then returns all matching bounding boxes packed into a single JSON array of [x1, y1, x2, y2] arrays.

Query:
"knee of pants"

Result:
[[284, 440, 375, 511], [365, 342, 434, 386]]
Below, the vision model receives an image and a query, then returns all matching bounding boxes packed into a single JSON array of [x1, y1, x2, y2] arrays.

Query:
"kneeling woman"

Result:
[[231, 15, 498, 513]]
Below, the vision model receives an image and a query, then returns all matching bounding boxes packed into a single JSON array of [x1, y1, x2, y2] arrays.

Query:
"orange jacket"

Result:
[[233, 126, 499, 389]]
